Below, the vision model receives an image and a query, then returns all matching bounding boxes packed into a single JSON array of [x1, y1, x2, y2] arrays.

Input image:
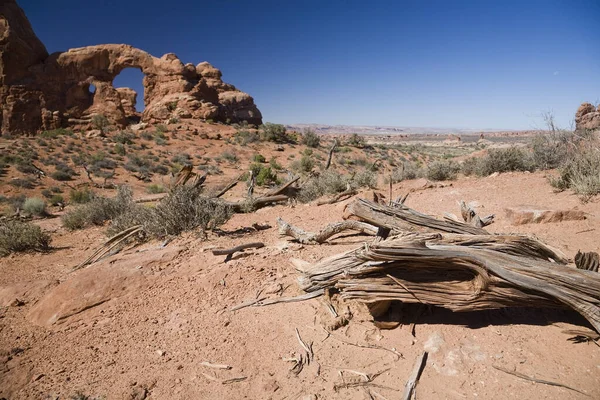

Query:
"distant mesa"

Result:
[[0, 0, 262, 135], [575, 102, 600, 131]]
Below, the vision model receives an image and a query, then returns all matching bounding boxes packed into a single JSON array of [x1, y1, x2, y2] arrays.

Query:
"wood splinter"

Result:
[[403, 351, 428, 400]]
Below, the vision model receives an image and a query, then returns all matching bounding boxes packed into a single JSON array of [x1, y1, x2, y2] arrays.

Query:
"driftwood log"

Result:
[[344, 198, 489, 235], [277, 217, 378, 244], [296, 233, 600, 332]]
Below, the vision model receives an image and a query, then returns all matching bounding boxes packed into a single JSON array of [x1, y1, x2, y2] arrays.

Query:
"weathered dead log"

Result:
[[344, 198, 489, 235], [173, 164, 195, 187], [575, 251, 599, 272], [296, 234, 600, 332], [74, 225, 143, 271], [277, 217, 378, 244]]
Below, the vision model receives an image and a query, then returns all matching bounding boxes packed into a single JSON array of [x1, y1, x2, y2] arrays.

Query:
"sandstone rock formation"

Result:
[[0, 0, 262, 135], [505, 205, 587, 225], [575, 102, 600, 131]]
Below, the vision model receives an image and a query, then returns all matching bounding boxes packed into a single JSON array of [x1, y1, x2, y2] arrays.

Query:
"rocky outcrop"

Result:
[[575, 102, 600, 131], [0, 0, 262, 135], [505, 205, 587, 225]]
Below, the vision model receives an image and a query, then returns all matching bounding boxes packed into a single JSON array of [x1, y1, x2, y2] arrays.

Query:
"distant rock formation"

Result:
[[0, 0, 262, 135], [575, 102, 600, 131]]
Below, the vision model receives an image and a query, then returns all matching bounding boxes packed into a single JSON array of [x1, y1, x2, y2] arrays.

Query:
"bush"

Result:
[[0, 220, 51, 257], [353, 169, 377, 189], [248, 164, 279, 186], [221, 151, 238, 163], [109, 186, 232, 238], [22, 197, 47, 216], [269, 157, 283, 170], [253, 154, 266, 163], [114, 131, 135, 145], [530, 134, 567, 170], [146, 184, 166, 194], [467, 147, 535, 177], [92, 114, 110, 133], [301, 129, 320, 148], [385, 162, 422, 183], [260, 123, 290, 143], [427, 160, 460, 181], [63, 186, 134, 230], [51, 170, 73, 181], [291, 155, 314, 173], [40, 128, 73, 138], [233, 130, 260, 145], [550, 144, 600, 201], [347, 133, 365, 148], [70, 188, 94, 204], [49, 194, 64, 206], [297, 170, 349, 202]]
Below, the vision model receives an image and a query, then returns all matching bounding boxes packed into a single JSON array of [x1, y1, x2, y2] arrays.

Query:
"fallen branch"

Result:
[[200, 361, 232, 370], [459, 200, 495, 228], [214, 174, 242, 198], [265, 176, 300, 197], [403, 352, 427, 400], [223, 194, 289, 213], [492, 365, 589, 396], [73, 225, 143, 271], [317, 187, 358, 206], [230, 289, 325, 311], [212, 242, 264, 262], [277, 218, 378, 244]]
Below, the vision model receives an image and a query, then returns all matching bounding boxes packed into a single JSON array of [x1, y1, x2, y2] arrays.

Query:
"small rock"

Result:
[[423, 331, 445, 354], [156, 350, 165, 357], [505, 206, 586, 225], [262, 379, 279, 393]]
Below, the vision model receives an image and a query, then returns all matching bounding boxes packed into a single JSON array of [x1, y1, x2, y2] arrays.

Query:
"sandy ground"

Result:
[[1, 170, 599, 399]]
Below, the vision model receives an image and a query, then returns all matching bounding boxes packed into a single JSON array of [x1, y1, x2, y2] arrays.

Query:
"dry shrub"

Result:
[[109, 186, 232, 238], [385, 162, 423, 183], [550, 142, 600, 201], [298, 169, 377, 202], [0, 220, 51, 257], [427, 160, 460, 181], [62, 186, 135, 230], [462, 147, 535, 177], [23, 197, 47, 216]]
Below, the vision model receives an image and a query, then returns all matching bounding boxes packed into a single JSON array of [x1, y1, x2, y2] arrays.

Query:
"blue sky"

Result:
[[22, 0, 600, 130]]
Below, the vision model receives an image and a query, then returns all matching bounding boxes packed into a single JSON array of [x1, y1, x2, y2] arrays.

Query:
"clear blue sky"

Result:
[[21, 0, 600, 130]]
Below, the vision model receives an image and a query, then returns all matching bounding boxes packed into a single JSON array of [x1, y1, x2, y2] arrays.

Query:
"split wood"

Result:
[[73, 225, 142, 271]]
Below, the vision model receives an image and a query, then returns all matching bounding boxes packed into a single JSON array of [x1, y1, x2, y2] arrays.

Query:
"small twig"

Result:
[[403, 351, 428, 400], [328, 332, 402, 360], [295, 328, 314, 363], [492, 365, 589, 396], [222, 376, 247, 384], [575, 228, 595, 234], [230, 297, 267, 312], [200, 361, 232, 370]]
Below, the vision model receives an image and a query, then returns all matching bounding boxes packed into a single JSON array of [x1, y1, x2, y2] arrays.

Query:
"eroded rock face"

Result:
[[575, 102, 600, 131], [0, 0, 262, 135]]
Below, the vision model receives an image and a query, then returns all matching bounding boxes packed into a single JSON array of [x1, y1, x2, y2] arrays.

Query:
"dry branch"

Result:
[[325, 139, 338, 170], [459, 200, 495, 228], [214, 174, 242, 198], [73, 225, 142, 271], [212, 242, 264, 262], [266, 176, 300, 197], [223, 194, 289, 213], [277, 218, 378, 244], [317, 187, 358, 206], [492, 365, 589, 396]]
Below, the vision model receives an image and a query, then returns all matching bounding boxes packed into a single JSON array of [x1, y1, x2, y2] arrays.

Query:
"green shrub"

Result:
[[146, 184, 166, 194], [347, 133, 365, 148], [248, 164, 279, 186], [114, 143, 126, 156], [22, 197, 47, 216], [114, 131, 135, 145], [63, 186, 134, 230], [51, 170, 73, 181], [427, 160, 460, 181], [259, 123, 290, 143], [470, 147, 535, 176], [0, 220, 51, 257], [253, 154, 266, 163], [49, 194, 64, 206], [297, 170, 349, 202], [221, 151, 238, 163], [291, 155, 314, 173], [269, 157, 283, 170], [155, 124, 168, 134], [234, 130, 260, 145], [70, 188, 94, 204], [550, 144, 600, 200], [92, 114, 110, 133], [301, 129, 320, 148], [353, 169, 377, 188], [40, 128, 73, 138], [530, 134, 567, 170], [385, 162, 422, 183]]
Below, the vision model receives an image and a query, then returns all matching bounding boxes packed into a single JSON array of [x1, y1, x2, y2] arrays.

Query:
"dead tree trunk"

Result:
[[325, 139, 338, 170]]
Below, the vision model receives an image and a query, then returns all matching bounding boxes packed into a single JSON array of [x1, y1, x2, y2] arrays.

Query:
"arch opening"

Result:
[[113, 68, 145, 124]]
